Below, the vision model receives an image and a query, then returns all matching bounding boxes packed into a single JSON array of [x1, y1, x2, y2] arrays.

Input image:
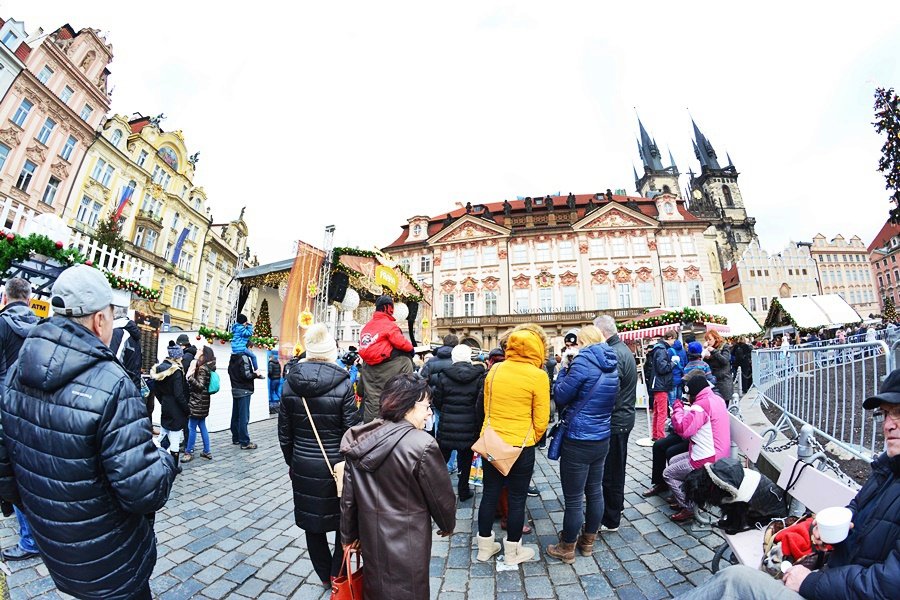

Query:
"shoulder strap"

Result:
[[563, 362, 606, 424], [300, 397, 337, 481]]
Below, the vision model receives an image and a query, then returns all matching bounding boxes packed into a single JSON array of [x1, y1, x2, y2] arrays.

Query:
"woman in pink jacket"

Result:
[[663, 375, 731, 522]]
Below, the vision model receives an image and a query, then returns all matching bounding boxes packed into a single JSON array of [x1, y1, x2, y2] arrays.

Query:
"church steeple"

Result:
[[633, 115, 680, 198], [691, 118, 721, 170], [637, 117, 665, 171]]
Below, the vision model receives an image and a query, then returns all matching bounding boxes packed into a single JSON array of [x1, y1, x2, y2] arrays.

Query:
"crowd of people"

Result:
[[0, 274, 896, 599]]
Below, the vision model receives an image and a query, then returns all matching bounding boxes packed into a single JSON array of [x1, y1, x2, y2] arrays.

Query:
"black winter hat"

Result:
[[564, 332, 578, 345], [375, 295, 394, 311], [686, 375, 710, 397], [864, 369, 900, 408]]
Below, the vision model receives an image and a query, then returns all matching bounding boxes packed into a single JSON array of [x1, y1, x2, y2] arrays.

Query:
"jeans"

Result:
[[241, 348, 258, 371], [14, 506, 37, 553], [268, 378, 281, 405], [306, 530, 343, 584], [231, 394, 251, 445], [676, 565, 803, 600], [652, 392, 668, 440], [446, 449, 458, 473], [441, 447, 473, 492], [186, 417, 210, 453], [662, 452, 695, 509], [601, 430, 630, 529], [560, 437, 610, 542], [651, 432, 689, 486], [478, 445, 535, 542]]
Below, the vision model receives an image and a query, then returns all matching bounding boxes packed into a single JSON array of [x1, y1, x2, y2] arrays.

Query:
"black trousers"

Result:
[[478, 446, 535, 542], [306, 530, 344, 584], [601, 429, 631, 529], [651, 432, 689, 486], [441, 446, 474, 492]]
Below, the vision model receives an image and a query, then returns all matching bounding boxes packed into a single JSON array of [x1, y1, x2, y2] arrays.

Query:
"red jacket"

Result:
[[358, 312, 413, 366]]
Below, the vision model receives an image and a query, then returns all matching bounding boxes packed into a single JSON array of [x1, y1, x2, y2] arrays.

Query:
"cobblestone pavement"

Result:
[[3, 413, 724, 599]]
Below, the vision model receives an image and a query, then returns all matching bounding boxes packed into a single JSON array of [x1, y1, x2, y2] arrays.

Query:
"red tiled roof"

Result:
[[721, 263, 739, 289], [867, 220, 900, 253], [383, 193, 705, 249], [129, 116, 151, 134], [13, 41, 30, 61], [54, 24, 76, 40]]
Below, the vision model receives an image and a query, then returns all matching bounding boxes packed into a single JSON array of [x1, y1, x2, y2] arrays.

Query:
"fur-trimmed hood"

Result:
[[150, 360, 182, 381], [704, 457, 760, 503]]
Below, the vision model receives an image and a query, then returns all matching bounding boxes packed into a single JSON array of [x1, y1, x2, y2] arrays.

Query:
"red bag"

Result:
[[331, 545, 364, 600]]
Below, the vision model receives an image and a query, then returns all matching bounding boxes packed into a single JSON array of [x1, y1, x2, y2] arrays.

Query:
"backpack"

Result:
[[208, 370, 221, 394]]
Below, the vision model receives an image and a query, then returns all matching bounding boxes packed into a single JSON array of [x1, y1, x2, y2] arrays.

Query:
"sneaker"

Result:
[[200, 452, 213, 460], [599, 525, 619, 533], [240, 443, 258, 450], [527, 485, 539, 497]]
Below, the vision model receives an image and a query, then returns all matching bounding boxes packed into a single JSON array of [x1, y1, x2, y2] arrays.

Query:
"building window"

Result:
[[590, 237, 605, 258], [194, 197, 201, 211], [483, 245, 497, 265], [638, 282, 654, 306], [134, 227, 145, 247], [172, 212, 180, 231], [514, 289, 529, 312], [208, 250, 218, 265], [593, 284, 610, 310], [137, 150, 148, 167], [36, 117, 56, 145], [60, 85, 74, 103], [664, 281, 680, 308], [144, 229, 158, 252], [611, 236, 627, 256], [12, 99, 33, 127], [632, 236, 647, 256], [16, 160, 37, 191], [189, 224, 199, 242], [461, 248, 476, 268], [0, 143, 9, 170], [178, 252, 194, 272], [41, 177, 60, 206], [749, 297, 757, 312], [443, 293, 454, 317], [80, 104, 93, 121], [420, 255, 432, 272], [172, 285, 188, 310], [658, 236, 673, 255], [535, 242, 550, 262], [110, 129, 122, 145], [399, 258, 411, 273], [512, 244, 528, 263], [689, 282, 702, 306], [60, 135, 76, 161], [164, 243, 173, 261], [562, 287, 578, 310], [761, 297, 769, 311], [200, 306, 209, 324], [681, 236, 695, 254], [91, 159, 107, 182], [442, 250, 456, 269], [722, 185, 734, 207], [464, 292, 475, 317], [559, 241, 574, 260], [617, 284, 632, 308], [2, 31, 19, 49], [485, 291, 497, 316], [539, 288, 553, 312], [38, 65, 54, 84]]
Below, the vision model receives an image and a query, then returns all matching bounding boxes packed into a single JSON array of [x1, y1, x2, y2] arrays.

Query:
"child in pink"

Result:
[[663, 375, 731, 522]]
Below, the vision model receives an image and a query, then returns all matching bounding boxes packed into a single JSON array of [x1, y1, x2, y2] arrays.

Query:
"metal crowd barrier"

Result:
[[752, 340, 888, 462]]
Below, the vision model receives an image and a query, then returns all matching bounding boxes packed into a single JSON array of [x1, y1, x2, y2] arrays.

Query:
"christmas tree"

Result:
[[884, 296, 898, 322], [93, 212, 124, 253], [256, 299, 272, 337], [874, 87, 900, 223]]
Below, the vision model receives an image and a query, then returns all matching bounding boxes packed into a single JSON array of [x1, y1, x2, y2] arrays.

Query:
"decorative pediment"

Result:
[[536, 269, 555, 288], [461, 276, 478, 293], [574, 202, 657, 231], [613, 266, 633, 283], [26, 144, 47, 165], [429, 215, 510, 245], [591, 269, 609, 284], [482, 276, 500, 291], [440, 280, 457, 293], [0, 127, 21, 148], [51, 161, 70, 180], [684, 265, 702, 280], [560, 270, 578, 286], [662, 266, 680, 281], [635, 267, 653, 282], [512, 274, 531, 289]]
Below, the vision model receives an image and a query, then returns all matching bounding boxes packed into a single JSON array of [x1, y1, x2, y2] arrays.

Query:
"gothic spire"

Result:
[[691, 118, 721, 170], [637, 116, 664, 170]]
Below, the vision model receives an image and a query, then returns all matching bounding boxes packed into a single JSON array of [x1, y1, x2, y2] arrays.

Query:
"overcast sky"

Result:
[[7, 1, 900, 264]]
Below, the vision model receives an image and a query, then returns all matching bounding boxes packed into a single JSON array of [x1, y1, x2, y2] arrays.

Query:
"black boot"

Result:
[[170, 451, 182, 474], [458, 484, 473, 502]]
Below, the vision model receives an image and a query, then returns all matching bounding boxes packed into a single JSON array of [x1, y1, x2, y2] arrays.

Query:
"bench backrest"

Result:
[[730, 413, 764, 464], [776, 457, 858, 513]]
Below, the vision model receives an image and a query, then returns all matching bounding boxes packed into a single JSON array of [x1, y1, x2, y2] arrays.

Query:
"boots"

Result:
[[476, 534, 501, 562], [170, 451, 182, 474], [546, 533, 576, 564], [458, 484, 473, 502], [576, 529, 597, 557], [503, 538, 536, 566]]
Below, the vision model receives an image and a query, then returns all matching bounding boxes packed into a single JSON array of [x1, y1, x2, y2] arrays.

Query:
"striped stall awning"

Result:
[[618, 325, 678, 342], [705, 323, 731, 334]]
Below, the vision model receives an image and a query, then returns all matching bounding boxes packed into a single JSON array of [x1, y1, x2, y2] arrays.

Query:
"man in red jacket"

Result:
[[358, 296, 414, 422]]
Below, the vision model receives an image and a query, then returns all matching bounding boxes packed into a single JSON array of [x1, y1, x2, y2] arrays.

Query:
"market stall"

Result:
[[763, 294, 862, 335]]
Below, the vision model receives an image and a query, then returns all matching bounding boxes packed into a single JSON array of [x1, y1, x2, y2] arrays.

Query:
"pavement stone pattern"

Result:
[[2, 413, 724, 599]]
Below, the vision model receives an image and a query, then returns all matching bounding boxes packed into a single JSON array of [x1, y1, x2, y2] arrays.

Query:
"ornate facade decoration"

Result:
[[585, 209, 645, 229], [461, 276, 478, 292], [662, 266, 680, 281], [482, 276, 500, 291], [0, 127, 21, 147], [536, 269, 555, 288], [559, 270, 578, 286], [613, 266, 633, 284], [636, 267, 653, 282], [441, 280, 457, 293], [512, 274, 531, 290], [50, 161, 70, 179], [440, 221, 500, 242], [498, 247, 508, 260], [591, 269, 609, 284], [25, 144, 46, 164], [579, 241, 589, 254], [684, 265, 702, 280]]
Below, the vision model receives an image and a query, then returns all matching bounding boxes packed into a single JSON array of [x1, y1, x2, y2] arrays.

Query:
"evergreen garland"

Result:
[[332, 246, 425, 303], [618, 307, 727, 332], [874, 87, 900, 223], [197, 325, 278, 349]]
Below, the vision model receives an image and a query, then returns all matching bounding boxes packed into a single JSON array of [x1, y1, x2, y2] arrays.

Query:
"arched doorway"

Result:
[[461, 337, 482, 350]]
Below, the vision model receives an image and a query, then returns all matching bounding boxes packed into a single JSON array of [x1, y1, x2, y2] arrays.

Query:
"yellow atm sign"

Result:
[[29, 298, 50, 318], [375, 265, 398, 293]]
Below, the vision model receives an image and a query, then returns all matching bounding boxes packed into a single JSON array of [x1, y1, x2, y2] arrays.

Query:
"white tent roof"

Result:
[[771, 295, 862, 329], [696, 303, 763, 336]]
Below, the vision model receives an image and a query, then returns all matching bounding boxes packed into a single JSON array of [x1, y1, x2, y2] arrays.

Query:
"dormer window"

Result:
[[110, 129, 122, 146], [413, 224, 422, 236]]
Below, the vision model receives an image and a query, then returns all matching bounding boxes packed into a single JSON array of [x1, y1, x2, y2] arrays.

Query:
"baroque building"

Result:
[[807, 234, 879, 318], [195, 215, 250, 330], [0, 18, 26, 102], [867, 220, 900, 313], [0, 22, 111, 216], [383, 192, 724, 353]]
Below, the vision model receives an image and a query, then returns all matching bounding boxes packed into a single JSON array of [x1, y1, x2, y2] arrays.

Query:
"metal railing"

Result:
[[752, 340, 888, 462]]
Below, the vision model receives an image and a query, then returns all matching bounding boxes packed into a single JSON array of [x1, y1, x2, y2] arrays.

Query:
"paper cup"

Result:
[[816, 506, 852, 544]]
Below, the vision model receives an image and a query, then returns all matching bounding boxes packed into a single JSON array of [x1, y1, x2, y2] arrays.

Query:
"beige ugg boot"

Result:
[[476, 533, 501, 562], [503, 538, 537, 566]]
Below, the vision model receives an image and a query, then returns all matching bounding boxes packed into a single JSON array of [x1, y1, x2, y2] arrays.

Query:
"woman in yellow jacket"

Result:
[[475, 324, 550, 566]]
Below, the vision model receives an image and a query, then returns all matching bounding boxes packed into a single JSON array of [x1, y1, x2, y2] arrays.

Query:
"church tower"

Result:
[[686, 118, 756, 265], [634, 117, 681, 199]]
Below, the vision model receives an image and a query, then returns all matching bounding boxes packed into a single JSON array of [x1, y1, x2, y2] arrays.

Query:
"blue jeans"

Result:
[[560, 437, 610, 542], [15, 506, 37, 553], [268, 378, 281, 404], [676, 565, 803, 600], [231, 394, 251, 445], [186, 417, 210, 453], [447, 449, 458, 473], [241, 348, 258, 371]]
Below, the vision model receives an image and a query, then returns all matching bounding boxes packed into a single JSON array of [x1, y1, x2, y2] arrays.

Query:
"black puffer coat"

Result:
[[433, 362, 484, 450], [705, 343, 733, 401], [420, 345, 453, 391], [187, 360, 216, 419], [151, 360, 189, 430], [279, 360, 360, 532], [0, 301, 38, 382], [0, 316, 176, 600]]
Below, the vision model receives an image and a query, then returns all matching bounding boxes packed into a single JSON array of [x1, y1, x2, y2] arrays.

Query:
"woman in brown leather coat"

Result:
[[340, 373, 456, 600]]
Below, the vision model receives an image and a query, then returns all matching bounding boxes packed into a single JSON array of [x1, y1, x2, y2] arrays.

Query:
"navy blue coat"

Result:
[[0, 316, 176, 599], [800, 451, 900, 600], [553, 343, 618, 442], [648, 341, 674, 392]]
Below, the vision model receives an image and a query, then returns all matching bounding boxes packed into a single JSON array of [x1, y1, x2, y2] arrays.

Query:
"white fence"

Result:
[[0, 197, 155, 287]]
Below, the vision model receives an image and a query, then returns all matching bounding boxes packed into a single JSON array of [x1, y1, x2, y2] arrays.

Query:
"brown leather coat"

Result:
[[340, 419, 456, 600]]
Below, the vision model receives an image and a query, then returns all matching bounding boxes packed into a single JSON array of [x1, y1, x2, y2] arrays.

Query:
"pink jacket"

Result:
[[671, 386, 731, 469]]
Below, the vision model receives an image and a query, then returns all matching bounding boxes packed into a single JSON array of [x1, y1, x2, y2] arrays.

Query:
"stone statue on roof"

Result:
[[524, 197, 533, 213], [465, 202, 472, 214], [606, 189, 613, 202], [546, 195, 554, 212], [443, 214, 454, 228], [567, 193, 576, 209], [502, 200, 512, 217], [586, 196, 596, 212], [481, 205, 494, 221]]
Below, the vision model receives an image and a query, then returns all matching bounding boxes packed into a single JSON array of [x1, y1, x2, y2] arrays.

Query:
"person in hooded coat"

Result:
[[184, 345, 216, 462], [280, 324, 361, 587], [151, 341, 190, 471], [433, 344, 485, 501], [341, 373, 456, 600]]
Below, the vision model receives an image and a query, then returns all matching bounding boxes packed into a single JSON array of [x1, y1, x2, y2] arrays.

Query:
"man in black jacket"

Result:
[[595, 315, 637, 532], [229, 352, 257, 449], [109, 299, 143, 390], [0, 265, 176, 600], [420, 334, 458, 437], [647, 331, 675, 440]]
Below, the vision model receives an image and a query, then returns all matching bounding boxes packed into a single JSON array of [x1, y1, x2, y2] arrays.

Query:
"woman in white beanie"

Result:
[[278, 323, 361, 586], [433, 344, 485, 501]]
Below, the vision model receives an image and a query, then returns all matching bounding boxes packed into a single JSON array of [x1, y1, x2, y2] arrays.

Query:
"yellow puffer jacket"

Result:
[[481, 329, 550, 446]]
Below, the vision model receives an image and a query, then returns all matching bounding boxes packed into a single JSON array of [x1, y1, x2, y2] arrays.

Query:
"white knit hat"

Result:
[[304, 323, 337, 362], [451, 344, 471, 363]]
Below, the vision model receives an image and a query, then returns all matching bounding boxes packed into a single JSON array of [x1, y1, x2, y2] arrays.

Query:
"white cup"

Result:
[[816, 506, 853, 544]]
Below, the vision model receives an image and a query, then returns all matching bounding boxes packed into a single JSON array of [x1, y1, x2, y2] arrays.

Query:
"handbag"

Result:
[[471, 367, 532, 477], [301, 396, 346, 497], [548, 369, 606, 460], [331, 544, 364, 599]]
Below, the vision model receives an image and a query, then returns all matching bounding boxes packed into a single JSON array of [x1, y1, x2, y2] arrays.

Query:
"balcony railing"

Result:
[[434, 307, 647, 329]]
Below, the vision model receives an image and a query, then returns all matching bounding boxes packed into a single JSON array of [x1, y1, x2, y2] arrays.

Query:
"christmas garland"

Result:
[[197, 325, 278, 349], [618, 307, 728, 332], [332, 247, 425, 303], [0, 233, 161, 300], [763, 297, 861, 334]]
